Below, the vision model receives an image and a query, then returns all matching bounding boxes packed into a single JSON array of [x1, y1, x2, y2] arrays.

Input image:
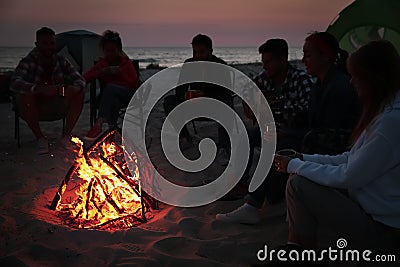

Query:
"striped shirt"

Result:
[[10, 48, 85, 94]]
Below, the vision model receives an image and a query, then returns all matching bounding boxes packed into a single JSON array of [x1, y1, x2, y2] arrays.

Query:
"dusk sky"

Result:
[[0, 0, 354, 47]]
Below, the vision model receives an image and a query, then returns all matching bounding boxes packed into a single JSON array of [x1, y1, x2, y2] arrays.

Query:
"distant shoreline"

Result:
[[0, 62, 264, 74]]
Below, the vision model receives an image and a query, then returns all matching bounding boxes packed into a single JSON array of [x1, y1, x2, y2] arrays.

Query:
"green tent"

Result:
[[326, 0, 400, 53]]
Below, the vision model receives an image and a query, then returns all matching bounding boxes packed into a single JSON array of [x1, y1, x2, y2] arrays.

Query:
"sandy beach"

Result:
[[0, 63, 290, 267]]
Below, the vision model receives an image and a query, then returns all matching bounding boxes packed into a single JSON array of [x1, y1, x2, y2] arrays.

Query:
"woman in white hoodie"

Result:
[[275, 40, 400, 254]]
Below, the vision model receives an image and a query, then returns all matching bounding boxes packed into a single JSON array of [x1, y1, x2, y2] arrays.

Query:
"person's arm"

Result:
[[301, 152, 350, 165], [294, 73, 313, 118], [321, 74, 357, 129], [287, 133, 394, 188], [119, 58, 139, 90], [83, 60, 104, 84], [10, 59, 36, 94]]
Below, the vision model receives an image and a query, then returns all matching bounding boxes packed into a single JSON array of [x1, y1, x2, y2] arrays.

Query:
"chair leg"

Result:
[[191, 120, 198, 134], [15, 112, 20, 148], [14, 113, 18, 139]]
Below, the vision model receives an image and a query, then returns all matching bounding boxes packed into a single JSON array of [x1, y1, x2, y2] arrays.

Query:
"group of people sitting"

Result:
[[10, 26, 400, 255], [11, 27, 140, 154]]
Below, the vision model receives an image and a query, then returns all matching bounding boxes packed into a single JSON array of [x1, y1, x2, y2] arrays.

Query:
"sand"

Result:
[[0, 63, 289, 267]]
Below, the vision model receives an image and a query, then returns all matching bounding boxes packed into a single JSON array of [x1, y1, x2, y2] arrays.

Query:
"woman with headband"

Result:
[[301, 31, 361, 155]]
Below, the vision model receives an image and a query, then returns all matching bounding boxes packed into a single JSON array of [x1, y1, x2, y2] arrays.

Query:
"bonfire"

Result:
[[50, 129, 157, 231]]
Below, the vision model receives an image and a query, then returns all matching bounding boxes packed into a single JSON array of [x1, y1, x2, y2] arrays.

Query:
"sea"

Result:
[[0, 46, 303, 72]]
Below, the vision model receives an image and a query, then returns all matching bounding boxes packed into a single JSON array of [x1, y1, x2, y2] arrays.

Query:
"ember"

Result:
[[50, 129, 157, 231]]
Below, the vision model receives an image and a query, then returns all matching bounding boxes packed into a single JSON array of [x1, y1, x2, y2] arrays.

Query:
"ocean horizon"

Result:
[[0, 46, 303, 71]]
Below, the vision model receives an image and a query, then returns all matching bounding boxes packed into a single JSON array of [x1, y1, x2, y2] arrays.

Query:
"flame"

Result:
[[56, 136, 144, 230]]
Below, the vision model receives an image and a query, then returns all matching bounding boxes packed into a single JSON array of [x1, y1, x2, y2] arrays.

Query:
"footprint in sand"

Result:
[[120, 243, 145, 253]]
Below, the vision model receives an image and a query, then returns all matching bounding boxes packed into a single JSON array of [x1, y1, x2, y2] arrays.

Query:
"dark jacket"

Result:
[[304, 66, 361, 154], [309, 66, 361, 130], [175, 55, 232, 104]]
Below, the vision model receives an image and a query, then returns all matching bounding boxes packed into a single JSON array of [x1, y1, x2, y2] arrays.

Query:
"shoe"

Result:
[[37, 137, 49, 155], [216, 203, 261, 224], [84, 124, 102, 141], [216, 148, 229, 166]]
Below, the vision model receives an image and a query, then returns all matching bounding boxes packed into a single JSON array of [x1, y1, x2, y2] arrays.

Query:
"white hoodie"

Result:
[[288, 93, 400, 228]]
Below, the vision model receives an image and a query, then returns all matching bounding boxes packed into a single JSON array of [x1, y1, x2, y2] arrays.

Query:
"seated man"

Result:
[[10, 27, 85, 154], [163, 34, 232, 161], [216, 38, 314, 224]]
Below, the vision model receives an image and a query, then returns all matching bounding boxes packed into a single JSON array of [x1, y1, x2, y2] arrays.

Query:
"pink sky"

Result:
[[0, 0, 354, 47]]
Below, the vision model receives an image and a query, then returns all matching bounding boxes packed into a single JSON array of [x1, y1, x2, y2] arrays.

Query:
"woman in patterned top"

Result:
[[301, 31, 361, 155]]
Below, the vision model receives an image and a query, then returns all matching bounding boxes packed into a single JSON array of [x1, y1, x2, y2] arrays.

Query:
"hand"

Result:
[[101, 66, 120, 75], [109, 66, 120, 75], [294, 151, 303, 160], [100, 66, 117, 75]]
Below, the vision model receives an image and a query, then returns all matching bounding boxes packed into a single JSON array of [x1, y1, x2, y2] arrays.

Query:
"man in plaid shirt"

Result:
[[217, 39, 314, 224], [11, 27, 85, 154]]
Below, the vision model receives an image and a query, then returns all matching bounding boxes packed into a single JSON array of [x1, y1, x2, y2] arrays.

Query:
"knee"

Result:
[[286, 174, 305, 197]]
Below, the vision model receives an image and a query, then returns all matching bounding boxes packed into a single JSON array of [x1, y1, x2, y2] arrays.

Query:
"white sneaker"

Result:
[[37, 137, 49, 155], [215, 203, 261, 224], [216, 148, 229, 166]]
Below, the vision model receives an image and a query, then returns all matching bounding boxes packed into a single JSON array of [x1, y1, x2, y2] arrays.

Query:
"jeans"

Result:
[[287, 175, 400, 255], [98, 84, 134, 126], [244, 126, 308, 207]]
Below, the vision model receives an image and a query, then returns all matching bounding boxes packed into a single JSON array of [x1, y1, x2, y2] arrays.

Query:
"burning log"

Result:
[[50, 128, 157, 231]]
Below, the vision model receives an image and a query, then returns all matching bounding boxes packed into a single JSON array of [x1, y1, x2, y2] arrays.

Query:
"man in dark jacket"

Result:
[[163, 34, 232, 158]]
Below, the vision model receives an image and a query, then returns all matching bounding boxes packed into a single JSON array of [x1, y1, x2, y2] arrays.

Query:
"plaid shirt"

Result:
[[253, 63, 314, 126], [10, 48, 85, 94]]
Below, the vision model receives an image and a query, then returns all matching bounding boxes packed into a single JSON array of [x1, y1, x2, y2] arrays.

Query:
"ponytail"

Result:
[[306, 31, 349, 73], [337, 48, 349, 74]]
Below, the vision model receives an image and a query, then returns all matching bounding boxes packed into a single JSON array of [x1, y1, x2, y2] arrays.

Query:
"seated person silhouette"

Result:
[[273, 40, 400, 259], [217, 33, 361, 224], [10, 27, 85, 154], [84, 30, 139, 140], [163, 34, 233, 164], [216, 38, 314, 223]]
